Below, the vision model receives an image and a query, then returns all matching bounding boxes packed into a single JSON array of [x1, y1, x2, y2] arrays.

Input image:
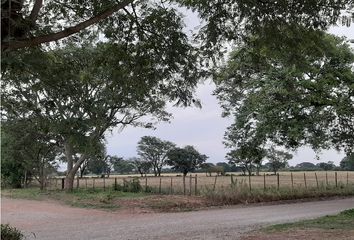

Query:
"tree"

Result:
[[1, 119, 59, 189], [112, 158, 135, 174], [215, 32, 354, 155], [2, 0, 351, 52], [131, 157, 151, 177], [295, 162, 317, 170], [340, 154, 354, 171], [167, 146, 208, 176], [317, 161, 336, 171], [266, 147, 293, 175], [137, 136, 176, 176], [2, 39, 200, 190]]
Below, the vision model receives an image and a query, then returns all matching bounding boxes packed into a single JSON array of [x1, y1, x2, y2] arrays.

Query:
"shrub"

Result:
[[114, 178, 142, 193], [1, 224, 24, 240]]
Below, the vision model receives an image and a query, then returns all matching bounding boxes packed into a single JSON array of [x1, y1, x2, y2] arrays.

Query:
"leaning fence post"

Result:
[[277, 173, 280, 190], [304, 173, 307, 189], [315, 172, 319, 189]]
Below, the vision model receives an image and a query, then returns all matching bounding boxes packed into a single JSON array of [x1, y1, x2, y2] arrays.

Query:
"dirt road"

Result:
[[2, 197, 354, 240]]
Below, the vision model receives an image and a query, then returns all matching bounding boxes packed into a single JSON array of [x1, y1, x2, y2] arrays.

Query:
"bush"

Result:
[[1, 224, 24, 240], [114, 178, 142, 193]]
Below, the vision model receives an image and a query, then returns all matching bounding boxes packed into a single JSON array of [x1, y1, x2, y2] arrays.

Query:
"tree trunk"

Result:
[[64, 142, 87, 191]]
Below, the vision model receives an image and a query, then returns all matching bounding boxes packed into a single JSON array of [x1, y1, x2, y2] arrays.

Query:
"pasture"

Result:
[[45, 171, 354, 195]]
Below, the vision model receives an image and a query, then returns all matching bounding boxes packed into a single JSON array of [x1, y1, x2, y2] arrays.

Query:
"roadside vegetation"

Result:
[[242, 209, 354, 240], [0, 224, 24, 240]]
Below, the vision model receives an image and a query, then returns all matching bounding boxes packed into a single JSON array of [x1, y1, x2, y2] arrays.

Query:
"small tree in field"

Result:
[[167, 146, 208, 176], [131, 158, 151, 177], [266, 147, 293, 175], [137, 136, 176, 176]]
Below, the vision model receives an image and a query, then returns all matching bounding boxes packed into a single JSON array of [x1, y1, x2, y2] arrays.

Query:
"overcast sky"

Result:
[[106, 11, 354, 167]]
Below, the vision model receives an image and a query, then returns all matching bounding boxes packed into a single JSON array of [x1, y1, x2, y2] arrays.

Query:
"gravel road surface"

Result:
[[2, 197, 354, 240]]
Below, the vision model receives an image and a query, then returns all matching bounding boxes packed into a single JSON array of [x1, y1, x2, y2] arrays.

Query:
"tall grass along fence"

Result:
[[42, 171, 354, 196]]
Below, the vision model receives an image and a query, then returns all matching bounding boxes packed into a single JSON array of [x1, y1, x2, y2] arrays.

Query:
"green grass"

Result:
[[2, 188, 148, 210], [265, 208, 354, 232]]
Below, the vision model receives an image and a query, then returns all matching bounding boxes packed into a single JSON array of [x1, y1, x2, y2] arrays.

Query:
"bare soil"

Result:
[[2, 197, 354, 240]]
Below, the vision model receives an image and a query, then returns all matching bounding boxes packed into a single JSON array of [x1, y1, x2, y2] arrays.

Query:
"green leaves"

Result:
[[216, 30, 354, 154]]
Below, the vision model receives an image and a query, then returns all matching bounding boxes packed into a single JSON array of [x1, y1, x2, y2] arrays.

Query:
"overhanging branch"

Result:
[[2, 0, 134, 51]]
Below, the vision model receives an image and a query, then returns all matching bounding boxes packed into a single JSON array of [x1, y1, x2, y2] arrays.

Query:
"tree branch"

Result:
[[2, 0, 134, 51], [29, 0, 43, 25]]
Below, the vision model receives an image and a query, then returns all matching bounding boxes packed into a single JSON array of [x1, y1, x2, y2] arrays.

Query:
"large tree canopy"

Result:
[[216, 31, 354, 154], [1, 0, 353, 53], [1, 34, 200, 189]]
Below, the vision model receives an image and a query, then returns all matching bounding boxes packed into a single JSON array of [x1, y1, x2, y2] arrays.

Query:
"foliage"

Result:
[[340, 154, 354, 170], [216, 32, 354, 155], [1, 224, 24, 240], [2, 38, 200, 190], [317, 161, 336, 171], [137, 136, 176, 176], [295, 162, 318, 171], [1, 120, 58, 189], [266, 147, 293, 174], [112, 158, 135, 174], [131, 157, 151, 177], [167, 145, 208, 176]]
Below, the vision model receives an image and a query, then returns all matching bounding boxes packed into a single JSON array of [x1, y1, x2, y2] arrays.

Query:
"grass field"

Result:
[[242, 208, 354, 240], [45, 171, 354, 194]]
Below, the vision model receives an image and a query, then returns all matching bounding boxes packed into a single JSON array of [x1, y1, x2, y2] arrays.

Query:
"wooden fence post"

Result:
[[277, 173, 280, 190], [304, 173, 307, 189], [213, 175, 218, 191], [85, 178, 88, 189], [335, 172, 338, 187], [189, 174, 192, 196], [61, 178, 65, 190], [159, 177, 162, 194], [183, 175, 186, 195], [103, 177, 106, 191], [114, 177, 117, 190], [263, 173, 266, 191], [291, 172, 294, 190], [93, 178, 95, 190], [195, 174, 198, 195], [145, 177, 148, 192], [248, 174, 252, 191], [170, 177, 173, 194], [347, 172, 349, 186], [315, 172, 319, 189], [231, 174, 234, 185], [76, 177, 79, 189]]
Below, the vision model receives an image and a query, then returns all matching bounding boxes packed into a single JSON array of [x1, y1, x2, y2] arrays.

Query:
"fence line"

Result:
[[43, 171, 354, 195]]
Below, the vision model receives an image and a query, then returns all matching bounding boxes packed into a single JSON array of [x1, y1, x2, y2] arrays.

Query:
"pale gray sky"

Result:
[[106, 12, 354, 167]]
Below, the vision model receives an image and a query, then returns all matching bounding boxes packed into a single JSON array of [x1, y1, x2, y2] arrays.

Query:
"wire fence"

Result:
[[43, 171, 354, 195]]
